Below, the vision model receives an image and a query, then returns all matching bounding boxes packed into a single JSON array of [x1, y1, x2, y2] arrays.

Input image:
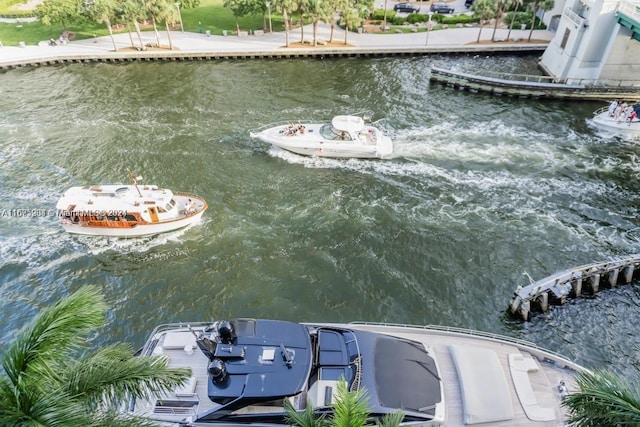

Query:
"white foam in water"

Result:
[[80, 218, 208, 256]]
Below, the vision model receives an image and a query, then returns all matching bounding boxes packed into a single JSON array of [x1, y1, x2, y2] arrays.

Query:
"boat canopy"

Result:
[[203, 320, 312, 407], [332, 115, 365, 133]]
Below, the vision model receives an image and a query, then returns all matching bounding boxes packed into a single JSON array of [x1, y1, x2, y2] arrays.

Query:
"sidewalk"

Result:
[[0, 23, 554, 68]]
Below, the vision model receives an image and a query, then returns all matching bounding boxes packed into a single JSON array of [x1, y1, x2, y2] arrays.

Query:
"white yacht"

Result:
[[129, 319, 584, 426], [590, 102, 640, 140], [250, 114, 393, 159]]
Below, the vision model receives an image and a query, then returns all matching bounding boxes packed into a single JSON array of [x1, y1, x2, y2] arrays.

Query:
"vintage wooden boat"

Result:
[[250, 114, 393, 159], [56, 173, 207, 237], [129, 318, 584, 426]]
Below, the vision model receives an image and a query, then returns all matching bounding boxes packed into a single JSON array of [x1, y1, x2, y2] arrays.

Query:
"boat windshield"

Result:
[[320, 124, 352, 141]]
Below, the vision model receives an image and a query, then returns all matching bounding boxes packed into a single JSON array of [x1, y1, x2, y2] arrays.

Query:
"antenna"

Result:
[[126, 169, 143, 197]]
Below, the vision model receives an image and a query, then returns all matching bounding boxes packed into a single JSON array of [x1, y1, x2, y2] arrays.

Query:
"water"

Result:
[[1, 54, 640, 377]]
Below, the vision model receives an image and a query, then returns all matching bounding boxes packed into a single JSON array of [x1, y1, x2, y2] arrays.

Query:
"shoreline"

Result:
[[0, 25, 553, 70]]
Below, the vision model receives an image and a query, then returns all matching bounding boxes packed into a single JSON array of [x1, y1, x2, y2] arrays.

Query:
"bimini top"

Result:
[[331, 115, 365, 133], [202, 320, 312, 406]]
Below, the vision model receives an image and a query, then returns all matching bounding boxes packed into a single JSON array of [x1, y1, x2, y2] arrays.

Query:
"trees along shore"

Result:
[[1, 0, 548, 47]]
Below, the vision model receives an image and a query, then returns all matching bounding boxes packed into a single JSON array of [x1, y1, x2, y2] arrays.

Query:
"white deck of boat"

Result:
[[136, 326, 576, 426], [350, 324, 575, 427]]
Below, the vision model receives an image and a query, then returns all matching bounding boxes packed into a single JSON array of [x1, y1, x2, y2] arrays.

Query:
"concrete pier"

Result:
[[509, 255, 640, 321], [429, 66, 640, 101]]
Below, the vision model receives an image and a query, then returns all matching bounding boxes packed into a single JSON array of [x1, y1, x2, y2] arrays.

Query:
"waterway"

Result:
[[1, 54, 640, 378]]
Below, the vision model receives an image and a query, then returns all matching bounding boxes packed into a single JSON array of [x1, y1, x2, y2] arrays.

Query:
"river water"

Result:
[[1, 54, 639, 377]]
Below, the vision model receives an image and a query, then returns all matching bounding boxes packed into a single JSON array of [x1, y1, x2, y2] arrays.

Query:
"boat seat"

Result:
[[163, 331, 197, 350], [508, 354, 557, 422], [449, 345, 514, 424], [175, 376, 198, 397]]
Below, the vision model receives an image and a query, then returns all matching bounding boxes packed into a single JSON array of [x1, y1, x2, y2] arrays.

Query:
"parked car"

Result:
[[430, 2, 455, 13], [464, 0, 473, 8], [393, 2, 421, 13]]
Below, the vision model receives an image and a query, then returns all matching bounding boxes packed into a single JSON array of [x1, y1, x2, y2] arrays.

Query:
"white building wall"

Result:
[[539, 0, 640, 83], [599, 27, 640, 81]]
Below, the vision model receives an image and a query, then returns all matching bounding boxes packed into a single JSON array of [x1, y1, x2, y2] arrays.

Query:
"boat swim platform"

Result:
[[0, 44, 548, 72], [509, 254, 640, 321], [429, 66, 640, 101]]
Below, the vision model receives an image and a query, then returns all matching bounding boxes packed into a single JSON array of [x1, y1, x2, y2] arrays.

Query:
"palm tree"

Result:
[[471, 0, 495, 43], [526, 0, 552, 41], [285, 379, 405, 427], [563, 369, 640, 426], [0, 285, 191, 427], [85, 0, 120, 51], [490, 0, 504, 41], [505, 0, 522, 41]]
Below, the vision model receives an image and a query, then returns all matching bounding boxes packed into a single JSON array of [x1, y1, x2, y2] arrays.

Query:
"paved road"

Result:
[[0, 22, 554, 67]]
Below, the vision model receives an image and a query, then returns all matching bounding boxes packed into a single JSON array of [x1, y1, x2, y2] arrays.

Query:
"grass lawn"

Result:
[[0, 0, 284, 45]]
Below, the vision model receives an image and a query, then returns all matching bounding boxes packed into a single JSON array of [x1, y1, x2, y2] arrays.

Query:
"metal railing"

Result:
[[618, 0, 640, 22], [431, 66, 640, 88], [348, 321, 577, 363]]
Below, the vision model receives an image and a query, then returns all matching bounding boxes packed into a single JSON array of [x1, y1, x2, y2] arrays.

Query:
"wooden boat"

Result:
[[56, 172, 207, 237], [129, 318, 585, 426], [250, 114, 393, 159]]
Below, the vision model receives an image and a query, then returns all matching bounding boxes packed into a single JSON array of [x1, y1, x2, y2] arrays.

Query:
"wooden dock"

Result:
[[508, 255, 640, 321], [429, 66, 640, 101]]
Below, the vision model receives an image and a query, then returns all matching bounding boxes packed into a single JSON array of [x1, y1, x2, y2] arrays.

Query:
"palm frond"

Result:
[[563, 369, 640, 426], [2, 286, 106, 387], [284, 398, 328, 427], [378, 410, 405, 427], [332, 380, 370, 427], [64, 342, 191, 408], [88, 408, 168, 427], [0, 382, 90, 427]]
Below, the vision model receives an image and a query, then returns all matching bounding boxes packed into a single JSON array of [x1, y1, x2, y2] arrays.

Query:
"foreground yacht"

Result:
[[56, 173, 207, 237], [590, 103, 640, 140], [130, 319, 583, 426], [250, 115, 393, 159]]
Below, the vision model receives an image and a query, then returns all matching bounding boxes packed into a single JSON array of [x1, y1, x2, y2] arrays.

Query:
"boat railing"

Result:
[[593, 106, 609, 116], [249, 120, 316, 135], [140, 322, 211, 354], [348, 321, 576, 362], [173, 191, 206, 201], [250, 111, 379, 135]]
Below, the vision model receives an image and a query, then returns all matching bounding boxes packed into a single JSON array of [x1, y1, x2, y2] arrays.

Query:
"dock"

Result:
[[0, 44, 550, 71], [429, 66, 640, 101], [508, 254, 640, 321]]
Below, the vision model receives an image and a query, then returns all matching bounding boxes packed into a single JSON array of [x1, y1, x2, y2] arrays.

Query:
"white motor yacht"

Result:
[[129, 318, 584, 426], [590, 102, 640, 140], [250, 114, 393, 159]]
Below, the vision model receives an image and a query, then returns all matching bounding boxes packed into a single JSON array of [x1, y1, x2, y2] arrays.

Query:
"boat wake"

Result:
[[77, 219, 207, 256]]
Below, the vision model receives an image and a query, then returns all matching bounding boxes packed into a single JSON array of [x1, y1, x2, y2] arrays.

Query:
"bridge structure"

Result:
[[508, 254, 640, 321]]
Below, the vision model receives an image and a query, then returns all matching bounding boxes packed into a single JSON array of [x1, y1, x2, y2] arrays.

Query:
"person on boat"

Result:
[[184, 199, 195, 214], [624, 104, 635, 121], [284, 124, 297, 136], [614, 103, 624, 121], [608, 100, 618, 117]]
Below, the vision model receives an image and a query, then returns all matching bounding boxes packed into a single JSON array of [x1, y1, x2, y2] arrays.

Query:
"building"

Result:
[[539, 0, 640, 84]]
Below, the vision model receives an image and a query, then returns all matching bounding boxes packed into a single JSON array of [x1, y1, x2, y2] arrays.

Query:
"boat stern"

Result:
[[376, 136, 394, 159]]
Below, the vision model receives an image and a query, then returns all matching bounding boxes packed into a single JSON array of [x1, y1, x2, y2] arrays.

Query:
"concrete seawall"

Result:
[[0, 43, 549, 70], [0, 25, 553, 70]]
